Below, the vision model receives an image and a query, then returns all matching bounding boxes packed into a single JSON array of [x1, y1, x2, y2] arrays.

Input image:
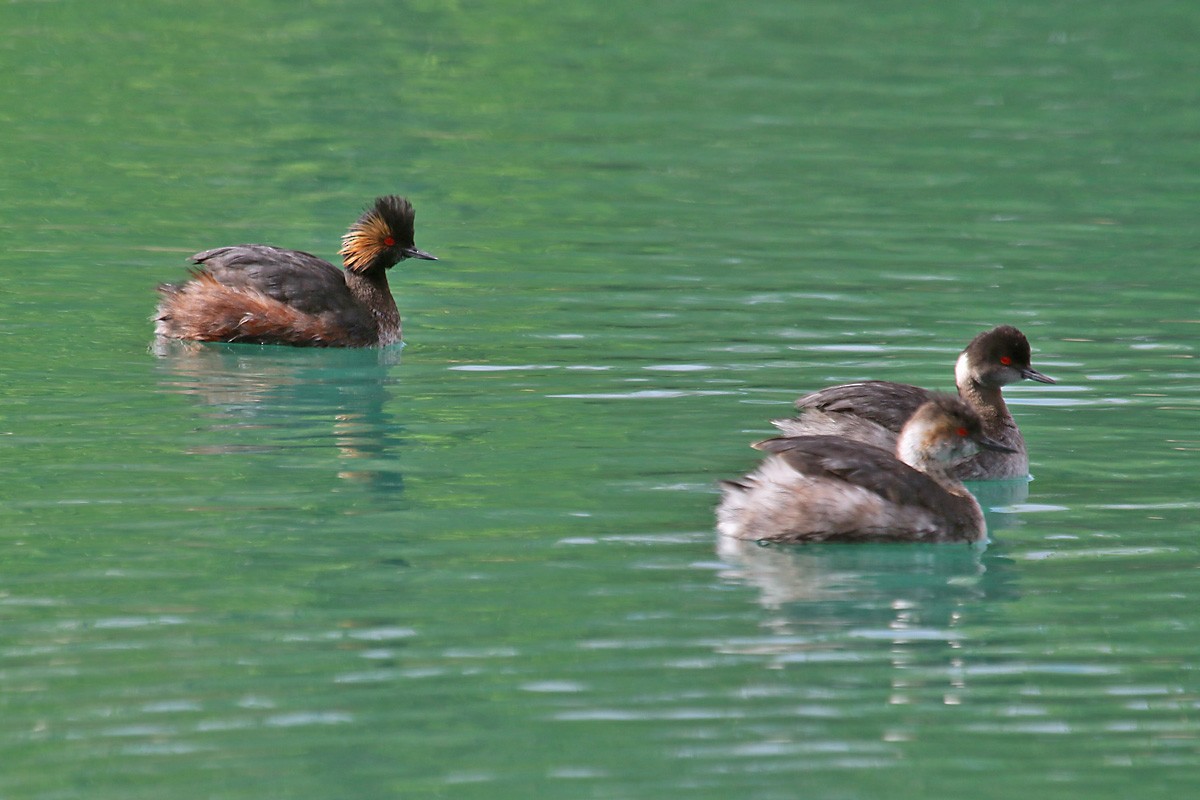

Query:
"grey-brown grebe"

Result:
[[717, 395, 1015, 544]]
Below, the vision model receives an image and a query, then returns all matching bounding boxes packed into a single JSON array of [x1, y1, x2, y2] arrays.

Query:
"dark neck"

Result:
[[958, 378, 1014, 432], [344, 267, 400, 343]]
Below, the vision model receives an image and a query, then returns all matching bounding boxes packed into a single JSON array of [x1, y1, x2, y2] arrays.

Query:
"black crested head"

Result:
[[340, 195, 436, 273], [373, 195, 417, 240]]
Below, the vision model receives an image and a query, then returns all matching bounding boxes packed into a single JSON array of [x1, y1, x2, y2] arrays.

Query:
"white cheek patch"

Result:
[[954, 350, 971, 388]]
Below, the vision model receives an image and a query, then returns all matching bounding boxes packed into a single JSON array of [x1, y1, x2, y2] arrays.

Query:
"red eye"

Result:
[[956, 427, 968, 437], [999, 356, 1012, 366], [383, 236, 396, 247]]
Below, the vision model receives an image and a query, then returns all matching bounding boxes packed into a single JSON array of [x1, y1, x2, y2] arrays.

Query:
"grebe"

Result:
[[154, 195, 435, 347], [717, 395, 1016, 544], [772, 326, 1053, 479]]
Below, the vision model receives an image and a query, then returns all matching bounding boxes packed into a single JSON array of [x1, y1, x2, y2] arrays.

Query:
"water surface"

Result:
[[1, 1, 1199, 798]]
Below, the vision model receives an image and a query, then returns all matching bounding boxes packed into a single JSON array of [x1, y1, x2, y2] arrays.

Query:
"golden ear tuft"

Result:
[[340, 212, 393, 273]]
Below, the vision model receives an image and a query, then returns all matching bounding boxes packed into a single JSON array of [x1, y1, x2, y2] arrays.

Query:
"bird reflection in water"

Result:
[[153, 340, 407, 495], [716, 537, 1019, 708]]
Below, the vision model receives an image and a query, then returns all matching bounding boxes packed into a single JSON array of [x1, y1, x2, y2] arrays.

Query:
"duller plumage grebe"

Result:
[[154, 195, 436, 347], [771, 326, 1054, 479], [717, 395, 1016, 544]]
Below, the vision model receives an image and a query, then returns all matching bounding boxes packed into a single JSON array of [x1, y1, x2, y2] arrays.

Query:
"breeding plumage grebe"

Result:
[[772, 325, 1054, 479], [717, 395, 1015, 544], [154, 195, 436, 347]]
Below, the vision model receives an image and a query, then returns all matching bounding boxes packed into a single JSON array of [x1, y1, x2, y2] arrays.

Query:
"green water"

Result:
[[2, 1, 1199, 797]]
